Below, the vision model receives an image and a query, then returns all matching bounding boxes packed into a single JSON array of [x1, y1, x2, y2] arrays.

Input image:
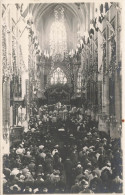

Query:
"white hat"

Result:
[[43, 188, 48, 192], [16, 148, 23, 154], [39, 145, 44, 150], [20, 175, 25, 180], [40, 178, 44, 182], [101, 166, 112, 174], [77, 164, 82, 168], [10, 184, 21, 191], [31, 128, 36, 132], [34, 188, 39, 193], [10, 168, 20, 176], [3, 178, 7, 184], [87, 132, 92, 136]]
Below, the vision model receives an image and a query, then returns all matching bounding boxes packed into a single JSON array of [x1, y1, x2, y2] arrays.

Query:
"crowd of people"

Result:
[[3, 102, 123, 193]]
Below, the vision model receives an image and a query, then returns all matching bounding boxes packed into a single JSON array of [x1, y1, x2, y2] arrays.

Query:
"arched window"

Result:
[[50, 67, 67, 84], [49, 6, 67, 61]]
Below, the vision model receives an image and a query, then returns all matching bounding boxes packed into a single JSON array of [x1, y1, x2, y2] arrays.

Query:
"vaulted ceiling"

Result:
[[31, 3, 85, 29], [23, 3, 90, 51]]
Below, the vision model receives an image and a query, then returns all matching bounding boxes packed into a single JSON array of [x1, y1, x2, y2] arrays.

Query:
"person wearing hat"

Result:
[[53, 155, 64, 174], [88, 151, 97, 168], [100, 167, 112, 193], [10, 168, 20, 177], [10, 184, 21, 193], [23, 186, 33, 194], [44, 156, 54, 174], [39, 145, 44, 150], [24, 151, 32, 163], [64, 158, 74, 189], [38, 150, 46, 163], [110, 169, 123, 193], [79, 179, 93, 193], [18, 174, 26, 188], [58, 108, 63, 120], [33, 188, 40, 194], [42, 188, 48, 193], [93, 164, 101, 178], [52, 113, 57, 123], [25, 171, 34, 187], [106, 149, 113, 162], [44, 174, 54, 193], [71, 179, 81, 193], [3, 177, 7, 185], [89, 177, 102, 193], [3, 167, 11, 178], [79, 147, 87, 161], [50, 170, 60, 184], [36, 164, 44, 176], [70, 148, 78, 167], [28, 161, 36, 172], [34, 173, 45, 188], [52, 148, 59, 156], [75, 164, 83, 177], [84, 167, 94, 184], [22, 167, 30, 176], [63, 106, 68, 121]]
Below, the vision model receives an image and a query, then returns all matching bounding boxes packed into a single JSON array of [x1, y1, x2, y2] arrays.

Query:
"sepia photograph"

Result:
[[1, 1, 123, 194]]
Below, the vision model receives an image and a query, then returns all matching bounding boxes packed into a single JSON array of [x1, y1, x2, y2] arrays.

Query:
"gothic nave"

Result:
[[2, 2, 123, 194]]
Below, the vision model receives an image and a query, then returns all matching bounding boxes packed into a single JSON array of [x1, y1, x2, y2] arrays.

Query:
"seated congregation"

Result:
[[3, 104, 123, 194]]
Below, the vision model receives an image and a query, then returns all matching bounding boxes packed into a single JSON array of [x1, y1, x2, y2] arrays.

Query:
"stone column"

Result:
[[112, 10, 121, 138], [37, 56, 45, 99], [2, 6, 11, 154], [26, 79, 30, 121]]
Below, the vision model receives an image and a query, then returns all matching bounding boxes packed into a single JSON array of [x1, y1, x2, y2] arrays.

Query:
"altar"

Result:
[[45, 84, 71, 105]]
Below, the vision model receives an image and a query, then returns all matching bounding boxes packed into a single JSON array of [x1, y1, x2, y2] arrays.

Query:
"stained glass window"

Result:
[[50, 67, 67, 84], [49, 6, 67, 62]]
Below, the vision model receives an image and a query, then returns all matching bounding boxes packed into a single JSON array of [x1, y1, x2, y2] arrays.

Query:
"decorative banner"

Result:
[[19, 45, 27, 73], [105, 3, 110, 12], [26, 79, 30, 119], [111, 3, 121, 13], [86, 45, 92, 55], [98, 29, 106, 41], [106, 19, 115, 34], [2, 25, 11, 82], [12, 36, 17, 76]]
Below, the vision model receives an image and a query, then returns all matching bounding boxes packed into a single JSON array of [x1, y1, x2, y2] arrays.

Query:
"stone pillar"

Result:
[[37, 56, 45, 99], [10, 106, 13, 127], [26, 79, 30, 120], [98, 25, 109, 133], [2, 6, 11, 154], [112, 10, 121, 138], [102, 26, 110, 134], [2, 79, 10, 154], [103, 26, 109, 115]]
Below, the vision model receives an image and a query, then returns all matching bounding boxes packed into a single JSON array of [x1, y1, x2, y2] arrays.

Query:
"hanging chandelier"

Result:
[[49, 6, 67, 62]]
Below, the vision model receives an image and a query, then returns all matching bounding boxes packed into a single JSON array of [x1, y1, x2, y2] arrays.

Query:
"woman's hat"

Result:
[[10, 184, 21, 191], [39, 145, 44, 150]]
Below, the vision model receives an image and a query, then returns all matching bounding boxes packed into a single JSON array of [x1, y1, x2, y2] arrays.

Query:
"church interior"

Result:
[[2, 2, 123, 194]]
